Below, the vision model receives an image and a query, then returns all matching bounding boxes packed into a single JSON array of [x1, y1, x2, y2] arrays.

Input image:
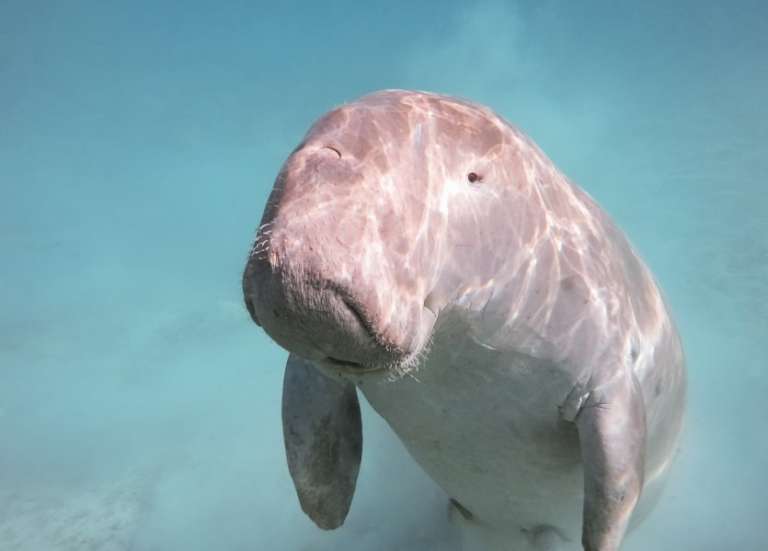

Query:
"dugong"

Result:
[[242, 90, 686, 551]]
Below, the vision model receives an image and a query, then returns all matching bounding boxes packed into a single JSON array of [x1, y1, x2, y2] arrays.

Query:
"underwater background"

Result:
[[1, 1, 766, 549]]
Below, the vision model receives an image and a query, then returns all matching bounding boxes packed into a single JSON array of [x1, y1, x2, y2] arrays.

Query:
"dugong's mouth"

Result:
[[323, 356, 386, 374], [325, 356, 365, 369], [244, 236, 438, 377]]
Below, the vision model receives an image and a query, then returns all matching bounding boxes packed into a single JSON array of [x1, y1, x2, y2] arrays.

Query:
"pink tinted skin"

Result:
[[243, 90, 686, 550]]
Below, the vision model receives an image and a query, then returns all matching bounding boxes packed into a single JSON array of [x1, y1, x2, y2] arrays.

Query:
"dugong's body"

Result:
[[242, 90, 686, 550]]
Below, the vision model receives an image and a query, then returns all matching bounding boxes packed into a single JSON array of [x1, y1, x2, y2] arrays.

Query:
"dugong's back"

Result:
[[525, 139, 687, 502], [539, 165, 687, 522]]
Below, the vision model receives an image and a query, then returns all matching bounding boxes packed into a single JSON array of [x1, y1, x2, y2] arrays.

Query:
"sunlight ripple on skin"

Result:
[[242, 90, 687, 551]]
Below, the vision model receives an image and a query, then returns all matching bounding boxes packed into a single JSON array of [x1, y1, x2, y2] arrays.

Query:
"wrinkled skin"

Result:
[[242, 90, 686, 551]]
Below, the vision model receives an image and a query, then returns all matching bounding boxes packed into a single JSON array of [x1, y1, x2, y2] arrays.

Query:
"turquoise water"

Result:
[[1, 2, 766, 549]]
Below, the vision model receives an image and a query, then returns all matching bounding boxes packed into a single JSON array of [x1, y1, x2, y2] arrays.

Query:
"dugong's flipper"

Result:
[[282, 353, 363, 530], [572, 371, 646, 551]]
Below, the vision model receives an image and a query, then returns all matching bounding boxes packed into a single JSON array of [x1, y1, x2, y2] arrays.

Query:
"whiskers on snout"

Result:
[[248, 221, 275, 261], [244, 217, 438, 383]]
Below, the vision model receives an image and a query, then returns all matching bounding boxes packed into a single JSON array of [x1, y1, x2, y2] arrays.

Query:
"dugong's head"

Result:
[[243, 90, 528, 375]]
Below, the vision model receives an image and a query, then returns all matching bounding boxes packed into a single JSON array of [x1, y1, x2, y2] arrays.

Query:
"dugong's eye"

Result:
[[467, 172, 482, 183]]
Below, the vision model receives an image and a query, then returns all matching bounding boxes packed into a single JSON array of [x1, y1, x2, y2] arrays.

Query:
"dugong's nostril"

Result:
[[321, 145, 342, 159]]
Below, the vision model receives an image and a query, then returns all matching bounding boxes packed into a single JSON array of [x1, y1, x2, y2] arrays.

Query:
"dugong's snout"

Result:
[[242, 104, 441, 374], [242, 235, 422, 373]]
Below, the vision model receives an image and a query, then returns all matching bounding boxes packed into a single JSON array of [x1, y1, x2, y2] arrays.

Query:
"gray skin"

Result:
[[242, 90, 686, 551]]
